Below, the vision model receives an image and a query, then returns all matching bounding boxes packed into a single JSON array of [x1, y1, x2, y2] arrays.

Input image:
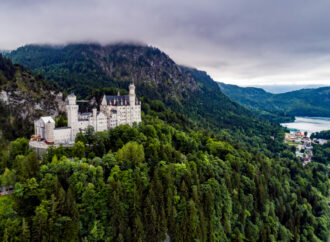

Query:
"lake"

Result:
[[281, 117, 330, 135]]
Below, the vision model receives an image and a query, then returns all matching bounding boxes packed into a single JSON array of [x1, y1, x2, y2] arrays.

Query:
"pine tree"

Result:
[[63, 186, 79, 240], [2, 228, 8, 242], [133, 214, 145, 242], [21, 218, 30, 242]]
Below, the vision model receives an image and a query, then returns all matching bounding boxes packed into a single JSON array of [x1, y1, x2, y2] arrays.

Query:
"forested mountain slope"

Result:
[[8, 43, 280, 138], [218, 82, 330, 120], [0, 44, 328, 241], [8, 44, 199, 99], [0, 104, 329, 241]]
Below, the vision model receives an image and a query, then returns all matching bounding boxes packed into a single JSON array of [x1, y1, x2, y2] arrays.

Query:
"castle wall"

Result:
[[78, 120, 90, 131], [96, 113, 108, 131], [103, 104, 141, 127], [34, 120, 45, 138], [54, 128, 72, 144]]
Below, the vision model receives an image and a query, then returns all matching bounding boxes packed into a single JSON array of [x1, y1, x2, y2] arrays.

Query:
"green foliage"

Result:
[[0, 168, 15, 186], [55, 112, 68, 128], [311, 130, 330, 139], [9, 138, 29, 164], [116, 142, 145, 168], [312, 141, 330, 165], [0, 114, 328, 241], [72, 141, 85, 159]]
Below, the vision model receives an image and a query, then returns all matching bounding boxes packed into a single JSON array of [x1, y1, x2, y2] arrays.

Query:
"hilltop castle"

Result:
[[34, 84, 141, 144]]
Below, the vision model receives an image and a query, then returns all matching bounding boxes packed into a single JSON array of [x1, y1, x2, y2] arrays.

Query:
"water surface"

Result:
[[281, 117, 330, 135]]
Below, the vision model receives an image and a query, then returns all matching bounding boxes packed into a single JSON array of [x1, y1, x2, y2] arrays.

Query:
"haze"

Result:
[[1, 0, 330, 86]]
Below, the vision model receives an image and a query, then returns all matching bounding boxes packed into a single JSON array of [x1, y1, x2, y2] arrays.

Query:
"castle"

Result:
[[34, 84, 141, 144]]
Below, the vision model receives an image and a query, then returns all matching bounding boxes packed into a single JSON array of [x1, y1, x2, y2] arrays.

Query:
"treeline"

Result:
[[311, 130, 330, 139], [311, 130, 330, 165], [0, 53, 16, 81], [0, 112, 329, 241], [312, 141, 330, 165]]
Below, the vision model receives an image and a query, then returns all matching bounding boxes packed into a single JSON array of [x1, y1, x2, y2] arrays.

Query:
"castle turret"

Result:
[[66, 93, 79, 140], [92, 108, 97, 130], [129, 83, 136, 106], [45, 121, 55, 144], [66, 94, 78, 127]]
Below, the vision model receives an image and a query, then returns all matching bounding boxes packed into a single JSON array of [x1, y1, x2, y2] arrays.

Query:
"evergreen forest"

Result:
[[0, 46, 329, 241]]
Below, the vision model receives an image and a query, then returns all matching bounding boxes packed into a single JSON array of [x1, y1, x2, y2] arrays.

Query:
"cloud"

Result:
[[1, 0, 330, 86]]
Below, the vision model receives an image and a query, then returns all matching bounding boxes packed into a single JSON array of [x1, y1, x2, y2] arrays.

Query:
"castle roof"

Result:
[[40, 116, 55, 124], [105, 94, 129, 103], [103, 95, 139, 106]]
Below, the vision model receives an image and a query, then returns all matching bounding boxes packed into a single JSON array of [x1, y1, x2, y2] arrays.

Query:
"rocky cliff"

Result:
[[0, 54, 63, 140]]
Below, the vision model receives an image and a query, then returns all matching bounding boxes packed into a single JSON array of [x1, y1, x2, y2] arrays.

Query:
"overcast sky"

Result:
[[1, 0, 330, 86]]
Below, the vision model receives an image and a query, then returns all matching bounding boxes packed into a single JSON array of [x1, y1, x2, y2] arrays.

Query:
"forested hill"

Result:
[[0, 45, 329, 241], [218, 82, 330, 121], [8, 44, 277, 135], [8, 44, 200, 99], [0, 54, 63, 142]]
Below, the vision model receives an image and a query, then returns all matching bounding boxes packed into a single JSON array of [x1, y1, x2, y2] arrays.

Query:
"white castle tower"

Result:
[[92, 108, 97, 129], [45, 120, 55, 144], [129, 83, 136, 106], [66, 94, 79, 140]]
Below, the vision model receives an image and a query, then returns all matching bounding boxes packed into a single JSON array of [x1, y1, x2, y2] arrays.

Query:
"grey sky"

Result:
[[1, 0, 330, 86]]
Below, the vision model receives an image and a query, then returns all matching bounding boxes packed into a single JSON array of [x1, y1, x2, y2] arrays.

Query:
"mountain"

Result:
[[253, 84, 326, 94], [218, 82, 330, 121], [0, 44, 328, 241], [8, 44, 199, 99], [8, 44, 280, 137], [0, 54, 63, 142], [0, 50, 10, 55]]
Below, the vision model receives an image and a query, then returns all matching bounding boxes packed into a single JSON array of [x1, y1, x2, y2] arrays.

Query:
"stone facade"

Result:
[[34, 84, 141, 144], [100, 84, 142, 128]]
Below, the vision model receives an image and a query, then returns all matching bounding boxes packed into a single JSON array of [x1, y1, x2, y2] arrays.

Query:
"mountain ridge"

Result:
[[8, 43, 280, 136], [251, 84, 327, 93], [218, 82, 330, 121]]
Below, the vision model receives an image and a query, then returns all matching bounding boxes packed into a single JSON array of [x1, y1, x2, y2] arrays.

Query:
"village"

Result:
[[285, 130, 328, 165]]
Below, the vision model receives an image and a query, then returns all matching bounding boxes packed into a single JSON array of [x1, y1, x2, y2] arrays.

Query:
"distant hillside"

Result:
[[218, 82, 330, 121], [8, 44, 281, 138], [0, 50, 10, 55], [253, 84, 326, 94], [0, 54, 63, 142]]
